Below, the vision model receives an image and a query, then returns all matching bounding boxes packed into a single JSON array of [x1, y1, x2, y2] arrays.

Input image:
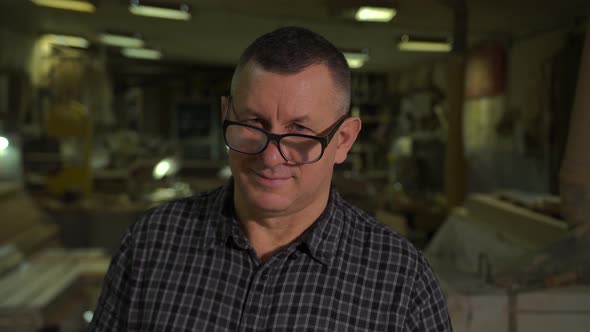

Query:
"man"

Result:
[[90, 26, 451, 331]]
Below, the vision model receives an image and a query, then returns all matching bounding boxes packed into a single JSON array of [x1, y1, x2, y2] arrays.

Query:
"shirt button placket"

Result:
[[254, 268, 270, 293], [260, 270, 269, 281], [239, 266, 272, 331]]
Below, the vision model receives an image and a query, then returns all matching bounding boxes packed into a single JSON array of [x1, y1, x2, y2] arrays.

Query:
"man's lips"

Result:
[[252, 171, 291, 184]]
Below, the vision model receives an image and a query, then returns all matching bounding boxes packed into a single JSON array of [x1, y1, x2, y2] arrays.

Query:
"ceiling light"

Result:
[[153, 158, 179, 179], [43, 34, 89, 48], [346, 58, 364, 69], [0, 137, 8, 151], [397, 35, 452, 52], [100, 33, 144, 48], [31, 0, 95, 13], [355, 6, 396, 22], [343, 50, 369, 69], [129, 0, 191, 20], [82, 311, 94, 324], [122, 47, 162, 60]]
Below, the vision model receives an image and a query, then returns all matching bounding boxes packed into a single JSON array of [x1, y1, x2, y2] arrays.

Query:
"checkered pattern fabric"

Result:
[[89, 180, 451, 331]]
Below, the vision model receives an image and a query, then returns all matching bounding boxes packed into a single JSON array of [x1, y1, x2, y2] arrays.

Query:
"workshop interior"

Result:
[[0, 0, 589, 330]]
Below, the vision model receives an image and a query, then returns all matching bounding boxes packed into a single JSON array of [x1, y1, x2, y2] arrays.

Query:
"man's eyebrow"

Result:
[[288, 115, 322, 134], [288, 115, 311, 123], [233, 106, 312, 123]]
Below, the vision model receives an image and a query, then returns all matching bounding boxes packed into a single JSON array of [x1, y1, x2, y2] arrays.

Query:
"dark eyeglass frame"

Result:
[[222, 96, 349, 164]]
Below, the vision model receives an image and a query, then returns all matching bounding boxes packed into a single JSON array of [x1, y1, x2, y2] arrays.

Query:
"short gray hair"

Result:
[[231, 26, 351, 115]]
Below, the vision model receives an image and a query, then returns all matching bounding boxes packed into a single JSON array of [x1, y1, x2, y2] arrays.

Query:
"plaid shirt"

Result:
[[90, 180, 451, 331]]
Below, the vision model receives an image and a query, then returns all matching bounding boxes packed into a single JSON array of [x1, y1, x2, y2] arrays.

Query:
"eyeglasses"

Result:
[[223, 96, 348, 164]]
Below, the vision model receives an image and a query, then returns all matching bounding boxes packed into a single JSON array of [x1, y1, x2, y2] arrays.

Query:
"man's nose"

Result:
[[258, 140, 285, 166]]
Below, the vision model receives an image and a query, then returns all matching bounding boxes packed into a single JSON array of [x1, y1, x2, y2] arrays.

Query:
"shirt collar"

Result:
[[207, 179, 344, 266], [217, 180, 243, 247]]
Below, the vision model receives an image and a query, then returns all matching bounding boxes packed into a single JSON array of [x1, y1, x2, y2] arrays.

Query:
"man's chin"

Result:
[[233, 173, 296, 213], [245, 190, 292, 212]]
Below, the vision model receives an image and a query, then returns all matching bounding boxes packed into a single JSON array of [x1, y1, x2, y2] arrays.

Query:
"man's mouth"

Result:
[[252, 171, 291, 185]]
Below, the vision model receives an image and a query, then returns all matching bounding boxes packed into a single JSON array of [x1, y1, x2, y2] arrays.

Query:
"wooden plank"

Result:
[[447, 293, 509, 332], [0, 245, 24, 277], [32, 247, 105, 262], [0, 264, 53, 304], [31, 248, 110, 278], [2, 262, 72, 307], [426, 212, 531, 277], [517, 313, 590, 332], [0, 249, 110, 331], [10, 223, 59, 257], [0, 191, 43, 242], [0, 250, 108, 307], [30, 265, 80, 308], [76, 260, 110, 278], [517, 287, 590, 312], [465, 194, 568, 249], [0, 308, 43, 332]]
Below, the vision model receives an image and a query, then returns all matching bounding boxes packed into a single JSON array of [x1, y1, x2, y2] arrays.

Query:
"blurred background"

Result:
[[0, 0, 589, 331]]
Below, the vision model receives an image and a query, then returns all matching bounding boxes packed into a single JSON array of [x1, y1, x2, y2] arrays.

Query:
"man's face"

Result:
[[225, 62, 358, 218]]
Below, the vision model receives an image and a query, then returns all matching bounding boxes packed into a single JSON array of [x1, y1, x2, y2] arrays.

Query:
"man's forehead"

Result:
[[232, 105, 314, 125], [232, 61, 333, 94], [230, 61, 346, 120]]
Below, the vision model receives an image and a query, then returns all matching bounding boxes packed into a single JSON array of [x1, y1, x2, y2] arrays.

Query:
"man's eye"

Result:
[[244, 119, 263, 127], [291, 123, 310, 132]]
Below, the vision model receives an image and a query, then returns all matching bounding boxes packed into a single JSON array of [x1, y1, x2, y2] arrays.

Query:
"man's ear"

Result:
[[220, 96, 228, 120], [334, 117, 362, 164]]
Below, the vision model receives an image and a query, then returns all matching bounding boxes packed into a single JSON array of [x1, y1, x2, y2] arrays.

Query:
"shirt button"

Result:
[[261, 271, 269, 281], [289, 253, 297, 260]]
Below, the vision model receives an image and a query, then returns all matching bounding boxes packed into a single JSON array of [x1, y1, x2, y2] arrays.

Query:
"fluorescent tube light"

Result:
[[355, 6, 396, 22], [343, 50, 369, 69], [398, 41, 452, 52], [122, 47, 162, 60], [43, 34, 89, 48], [398, 35, 452, 52], [129, 1, 191, 20], [100, 33, 144, 48], [31, 0, 95, 13], [346, 58, 364, 69]]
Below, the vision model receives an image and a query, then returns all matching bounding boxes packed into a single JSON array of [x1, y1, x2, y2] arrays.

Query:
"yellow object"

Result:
[[121, 48, 162, 60], [355, 7, 396, 22], [129, 3, 191, 20], [45, 100, 92, 198], [31, 0, 95, 13], [43, 34, 89, 49]]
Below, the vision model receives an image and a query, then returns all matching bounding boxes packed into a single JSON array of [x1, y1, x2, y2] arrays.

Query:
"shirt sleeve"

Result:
[[405, 258, 453, 331], [87, 229, 135, 331]]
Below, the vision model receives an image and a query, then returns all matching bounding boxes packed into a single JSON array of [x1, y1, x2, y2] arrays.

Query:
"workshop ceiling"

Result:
[[0, 0, 588, 72]]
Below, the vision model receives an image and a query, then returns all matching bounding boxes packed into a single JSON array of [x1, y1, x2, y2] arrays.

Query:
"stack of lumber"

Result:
[[0, 248, 109, 331], [0, 184, 59, 256], [0, 184, 110, 331]]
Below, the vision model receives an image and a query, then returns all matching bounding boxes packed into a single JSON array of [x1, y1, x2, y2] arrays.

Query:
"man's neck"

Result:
[[234, 192, 330, 262]]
